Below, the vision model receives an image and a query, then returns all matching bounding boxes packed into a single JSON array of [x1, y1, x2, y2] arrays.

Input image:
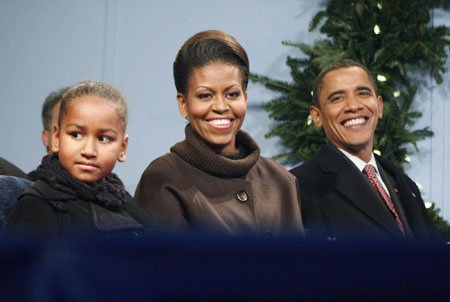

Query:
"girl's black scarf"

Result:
[[37, 154, 127, 210], [171, 124, 261, 178]]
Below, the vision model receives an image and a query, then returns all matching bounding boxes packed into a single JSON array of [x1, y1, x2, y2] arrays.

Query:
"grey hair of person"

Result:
[[41, 87, 69, 131]]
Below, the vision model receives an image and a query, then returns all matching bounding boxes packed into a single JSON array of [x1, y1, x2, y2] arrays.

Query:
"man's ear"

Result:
[[377, 95, 383, 119], [41, 130, 50, 149], [51, 125, 60, 153], [177, 93, 189, 120], [310, 106, 323, 128], [118, 135, 129, 163]]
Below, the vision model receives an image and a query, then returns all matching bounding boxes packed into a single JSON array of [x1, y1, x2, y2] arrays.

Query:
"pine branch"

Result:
[[252, 0, 448, 168]]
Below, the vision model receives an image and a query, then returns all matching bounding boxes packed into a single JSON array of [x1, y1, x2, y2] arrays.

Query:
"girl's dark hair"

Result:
[[58, 81, 128, 131], [173, 30, 249, 95]]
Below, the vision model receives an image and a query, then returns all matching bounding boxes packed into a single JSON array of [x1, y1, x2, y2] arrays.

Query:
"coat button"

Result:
[[55, 203, 65, 210], [236, 190, 249, 202]]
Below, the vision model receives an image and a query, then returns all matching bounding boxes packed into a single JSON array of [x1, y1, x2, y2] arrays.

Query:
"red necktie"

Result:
[[363, 164, 405, 235]]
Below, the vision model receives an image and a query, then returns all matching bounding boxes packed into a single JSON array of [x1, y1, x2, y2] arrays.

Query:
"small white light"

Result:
[[311, 90, 314, 96], [377, 2, 382, 9], [374, 24, 381, 35], [416, 182, 424, 190], [373, 149, 381, 156], [393, 90, 401, 97], [405, 154, 411, 162], [377, 74, 387, 82], [424, 202, 433, 209], [307, 115, 312, 126]]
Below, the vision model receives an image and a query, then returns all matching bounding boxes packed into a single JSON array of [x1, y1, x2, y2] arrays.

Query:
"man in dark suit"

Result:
[[290, 59, 435, 241], [28, 87, 67, 181]]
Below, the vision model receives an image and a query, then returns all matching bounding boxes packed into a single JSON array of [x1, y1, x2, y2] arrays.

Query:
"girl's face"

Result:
[[52, 96, 128, 183], [177, 62, 247, 154]]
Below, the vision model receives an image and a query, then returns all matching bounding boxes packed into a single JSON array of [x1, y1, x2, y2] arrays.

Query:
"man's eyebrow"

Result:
[[326, 90, 345, 100], [356, 86, 373, 92], [326, 86, 373, 100]]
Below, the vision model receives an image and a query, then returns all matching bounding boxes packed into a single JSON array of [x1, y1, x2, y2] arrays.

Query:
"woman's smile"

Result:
[[206, 118, 234, 129]]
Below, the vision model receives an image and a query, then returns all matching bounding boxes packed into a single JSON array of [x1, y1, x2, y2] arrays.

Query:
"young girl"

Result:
[[7, 81, 154, 237]]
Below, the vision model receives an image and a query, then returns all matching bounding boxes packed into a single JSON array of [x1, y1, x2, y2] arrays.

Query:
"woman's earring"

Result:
[[119, 152, 126, 161], [184, 116, 188, 124]]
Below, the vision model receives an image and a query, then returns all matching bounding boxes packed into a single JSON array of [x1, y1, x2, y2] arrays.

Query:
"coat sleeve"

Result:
[[290, 163, 329, 239], [134, 156, 190, 232], [297, 180, 328, 239], [6, 194, 60, 238]]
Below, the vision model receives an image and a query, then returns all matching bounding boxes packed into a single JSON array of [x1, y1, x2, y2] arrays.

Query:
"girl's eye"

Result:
[[69, 132, 82, 139], [227, 91, 241, 98], [99, 136, 111, 143], [197, 93, 212, 100]]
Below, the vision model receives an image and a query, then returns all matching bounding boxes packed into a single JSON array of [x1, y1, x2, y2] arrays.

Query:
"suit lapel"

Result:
[[376, 156, 431, 237], [377, 160, 414, 238], [316, 144, 404, 237]]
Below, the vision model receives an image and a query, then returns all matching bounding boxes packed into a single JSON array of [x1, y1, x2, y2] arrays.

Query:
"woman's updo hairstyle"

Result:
[[173, 30, 249, 95], [58, 81, 129, 131]]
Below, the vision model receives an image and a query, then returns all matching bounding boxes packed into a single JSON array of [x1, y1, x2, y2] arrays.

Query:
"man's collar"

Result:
[[337, 147, 379, 174]]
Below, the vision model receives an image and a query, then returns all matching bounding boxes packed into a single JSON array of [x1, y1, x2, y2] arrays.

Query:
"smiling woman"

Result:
[[134, 30, 304, 236], [177, 62, 247, 154]]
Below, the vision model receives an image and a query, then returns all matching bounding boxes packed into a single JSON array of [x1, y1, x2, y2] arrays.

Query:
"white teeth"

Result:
[[344, 117, 366, 127], [209, 119, 231, 126]]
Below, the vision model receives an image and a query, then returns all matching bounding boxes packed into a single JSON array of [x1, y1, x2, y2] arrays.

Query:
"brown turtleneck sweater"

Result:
[[134, 125, 304, 236]]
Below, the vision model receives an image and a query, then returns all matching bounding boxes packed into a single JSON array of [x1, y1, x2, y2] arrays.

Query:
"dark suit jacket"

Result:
[[0, 157, 30, 180], [290, 143, 435, 241]]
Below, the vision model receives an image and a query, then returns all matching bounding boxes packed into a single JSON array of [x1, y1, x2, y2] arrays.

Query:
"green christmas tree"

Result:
[[251, 0, 450, 240], [251, 0, 449, 169]]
